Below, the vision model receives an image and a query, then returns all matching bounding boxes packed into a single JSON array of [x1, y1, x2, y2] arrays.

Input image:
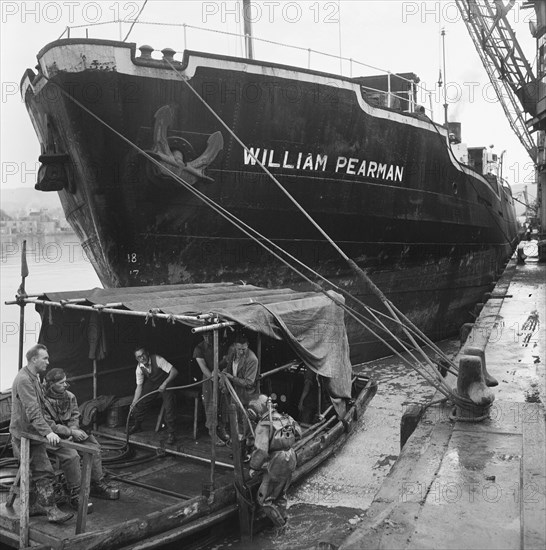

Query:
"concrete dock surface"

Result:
[[219, 254, 544, 550], [340, 255, 545, 550]]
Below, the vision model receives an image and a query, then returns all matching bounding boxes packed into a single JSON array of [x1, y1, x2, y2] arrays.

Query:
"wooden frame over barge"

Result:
[[1, 282, 377, 549]]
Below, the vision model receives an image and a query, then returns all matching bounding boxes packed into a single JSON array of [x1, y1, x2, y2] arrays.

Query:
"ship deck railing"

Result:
[[58, 19, 436, 118]]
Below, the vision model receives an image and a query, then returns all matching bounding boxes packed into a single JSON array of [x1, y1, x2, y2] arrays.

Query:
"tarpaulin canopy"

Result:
[[40, 283, 352, 398]]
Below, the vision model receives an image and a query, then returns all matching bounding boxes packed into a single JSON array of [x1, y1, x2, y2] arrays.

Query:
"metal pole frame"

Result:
[[209, 329, 219, 486]]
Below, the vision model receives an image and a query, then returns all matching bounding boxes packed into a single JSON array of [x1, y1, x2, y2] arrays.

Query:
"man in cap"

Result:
[[42, 368, 119, 510]]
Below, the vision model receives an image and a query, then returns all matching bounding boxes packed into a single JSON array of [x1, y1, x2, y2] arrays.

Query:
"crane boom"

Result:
[[455, 0, 537, 163]]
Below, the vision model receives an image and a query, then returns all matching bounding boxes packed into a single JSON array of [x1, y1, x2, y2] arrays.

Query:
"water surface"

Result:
[[1, 234, 101, 390]]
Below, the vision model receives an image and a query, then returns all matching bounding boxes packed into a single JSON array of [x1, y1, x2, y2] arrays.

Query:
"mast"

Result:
[[242, 0, 254, 60], [441, 28, 448, 127], [17, 240, 29, 370]]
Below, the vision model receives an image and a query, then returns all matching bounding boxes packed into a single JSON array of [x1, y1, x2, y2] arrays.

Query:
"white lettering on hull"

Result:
[[242, 147, 404, 182]]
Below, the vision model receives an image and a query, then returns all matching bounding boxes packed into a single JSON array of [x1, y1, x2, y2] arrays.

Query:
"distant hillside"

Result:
[[0, 187, 63, 217]]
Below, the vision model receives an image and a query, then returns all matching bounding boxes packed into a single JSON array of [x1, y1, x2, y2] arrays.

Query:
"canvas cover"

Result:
[[42, 283, 352, 398]]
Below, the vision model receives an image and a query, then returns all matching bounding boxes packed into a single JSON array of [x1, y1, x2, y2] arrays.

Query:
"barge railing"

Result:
[[6, 432, 99, 547]]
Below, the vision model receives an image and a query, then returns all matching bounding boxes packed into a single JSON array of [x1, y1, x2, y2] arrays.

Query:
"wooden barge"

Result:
[[0, 283, 377, 549]]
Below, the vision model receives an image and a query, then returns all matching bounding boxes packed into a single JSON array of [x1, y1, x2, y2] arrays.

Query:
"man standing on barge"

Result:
[[129, 346, 179, 444], [9, 344, 73, 523], [193, 332, 228, 445], [219, 334, 259, 446]]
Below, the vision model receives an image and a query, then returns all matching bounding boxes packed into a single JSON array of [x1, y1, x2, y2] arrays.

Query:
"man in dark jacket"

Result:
[[9, 344, 73, 523], [193, 333, 227, 445], [248, 394, 302, 527], [129, 346, 179, 444], [219, 334, 259, 445]]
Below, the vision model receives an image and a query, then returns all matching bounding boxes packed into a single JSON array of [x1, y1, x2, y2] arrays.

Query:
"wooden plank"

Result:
[[60, 483, 237, 550], [24, 527, 64, 550], [228, 404, 250, 541], [75, 454, 92, 535], [120, 459, 177, 480], [116, 505, 238, 550], [19, 437, 29, 549], [0, 529, 20, 548], [0, 526, 50, 550], [522, 403, 546, 550], [19, 432, 99, 455], [6, 469, 20, 508]]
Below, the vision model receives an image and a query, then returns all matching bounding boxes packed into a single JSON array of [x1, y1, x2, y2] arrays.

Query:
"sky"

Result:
[[0, 0, 539, 204]]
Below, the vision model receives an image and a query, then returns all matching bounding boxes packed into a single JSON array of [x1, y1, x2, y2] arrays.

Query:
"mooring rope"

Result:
[[37, 72, 464, 402]]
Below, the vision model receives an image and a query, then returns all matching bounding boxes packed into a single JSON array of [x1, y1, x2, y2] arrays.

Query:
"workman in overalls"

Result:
[[42, 368, 119, 510], [248, 394, 302, 527], [130, 346, 178, 444]]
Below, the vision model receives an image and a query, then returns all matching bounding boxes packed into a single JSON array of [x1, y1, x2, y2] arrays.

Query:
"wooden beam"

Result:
[[19, 436, 29, 549], [228, 404, 251, 540], [62, 484, 238, 549], [75, 454, 92, 534], [209, 330, 219, 487], [121, 505, 239, 549], [19, 432, 99, 455], [6, 469, 20, 508]]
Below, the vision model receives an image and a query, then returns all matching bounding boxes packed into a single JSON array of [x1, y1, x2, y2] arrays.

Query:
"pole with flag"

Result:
[[17, 240, 29, 370]]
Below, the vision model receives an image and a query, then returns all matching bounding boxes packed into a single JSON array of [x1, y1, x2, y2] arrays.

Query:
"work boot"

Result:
[[217, 425, 230, 443], [128, 422, 142, 435], [262, 503, 287, 528], [29, 503, 47, 516], [209, 431, 226, 446], [243, 444, 253, 463], [28, 486, 47, 516], [35, 479, 73, 524], [90, 479, 120, 500], [68, 486, 94, 514]]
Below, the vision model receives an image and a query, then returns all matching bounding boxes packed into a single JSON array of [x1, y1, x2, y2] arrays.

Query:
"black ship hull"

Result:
[[21, 39, 518, 361]]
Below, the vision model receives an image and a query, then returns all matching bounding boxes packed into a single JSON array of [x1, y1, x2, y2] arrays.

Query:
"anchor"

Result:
[[144, 104, 223, 186]]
